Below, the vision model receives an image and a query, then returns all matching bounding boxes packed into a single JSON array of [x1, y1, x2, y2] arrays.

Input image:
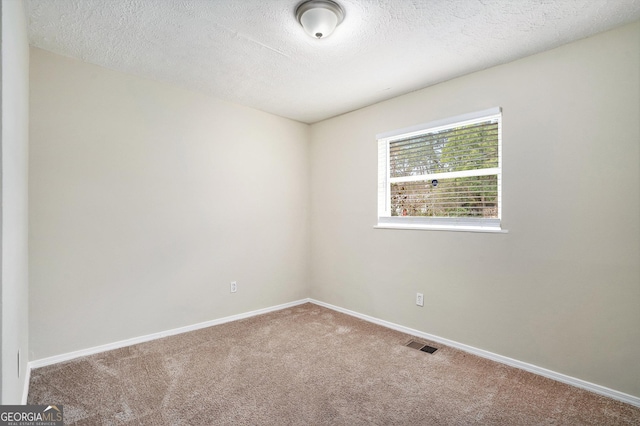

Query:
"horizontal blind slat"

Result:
[[389, 129, 499, 152], [389, 120, 499, 179]]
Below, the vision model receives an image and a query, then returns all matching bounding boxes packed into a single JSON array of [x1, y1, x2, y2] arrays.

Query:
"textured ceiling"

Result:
[[26, 0, 640, 123]]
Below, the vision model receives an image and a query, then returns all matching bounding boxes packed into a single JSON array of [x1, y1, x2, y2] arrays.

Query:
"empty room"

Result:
[[1, 0, 639, 424]]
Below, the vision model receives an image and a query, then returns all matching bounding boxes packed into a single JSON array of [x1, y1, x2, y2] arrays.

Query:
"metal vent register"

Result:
[[405, 340, 438, 354]]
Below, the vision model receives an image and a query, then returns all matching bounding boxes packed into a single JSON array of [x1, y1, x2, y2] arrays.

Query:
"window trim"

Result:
[[376, 107, 506, 233]]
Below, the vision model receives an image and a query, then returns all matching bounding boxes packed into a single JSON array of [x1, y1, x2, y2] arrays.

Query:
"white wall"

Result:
[[1, 0, 30, 404], [309, 22, 640, 398], [29, 48, 310, 359]]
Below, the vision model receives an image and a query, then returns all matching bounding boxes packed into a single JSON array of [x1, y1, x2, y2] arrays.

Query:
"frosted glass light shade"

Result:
[[296, 0, 344, 39]]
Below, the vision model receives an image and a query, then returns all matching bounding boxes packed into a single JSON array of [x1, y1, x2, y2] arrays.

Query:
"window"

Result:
[[376, 107, 503, 232]]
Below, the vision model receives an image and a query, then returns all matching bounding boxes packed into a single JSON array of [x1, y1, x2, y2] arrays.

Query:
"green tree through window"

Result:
[[378, 108, 502, 230]]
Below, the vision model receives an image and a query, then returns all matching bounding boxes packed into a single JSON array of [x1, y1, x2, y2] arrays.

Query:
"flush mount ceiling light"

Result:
[[295, 0, 345, 39]]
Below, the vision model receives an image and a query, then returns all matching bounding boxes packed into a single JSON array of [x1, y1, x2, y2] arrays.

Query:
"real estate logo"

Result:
[[0, 405, 63, 426]]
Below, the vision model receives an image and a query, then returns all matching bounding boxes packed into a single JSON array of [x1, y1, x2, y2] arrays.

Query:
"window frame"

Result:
[[376, 107, 506, 233]]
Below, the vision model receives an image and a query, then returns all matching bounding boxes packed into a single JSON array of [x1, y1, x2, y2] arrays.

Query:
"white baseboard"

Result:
[[309, 299, 640, 408], [21, 365, 31, 405], [25, 297, 639, 408], [28, 299, 310, 370]]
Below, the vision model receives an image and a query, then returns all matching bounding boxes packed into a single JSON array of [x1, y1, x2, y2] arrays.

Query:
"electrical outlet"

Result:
[[416, 293, 424, 307], [230, 281, 237, 293]]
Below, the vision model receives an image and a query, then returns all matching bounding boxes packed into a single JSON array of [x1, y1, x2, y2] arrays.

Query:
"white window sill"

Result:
[[374, 224, 508, 233]]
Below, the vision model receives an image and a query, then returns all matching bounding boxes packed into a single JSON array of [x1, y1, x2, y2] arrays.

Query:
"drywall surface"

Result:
[[25, 0, 640, 123], [29, 48, 309, 359], [1, 0, 30, 404], [309, 21, 640, 397]]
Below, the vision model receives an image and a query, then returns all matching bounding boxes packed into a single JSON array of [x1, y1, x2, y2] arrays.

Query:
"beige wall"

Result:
[[29, 21, 639, 399], [309, 22, 640, 397], [1, 0, 30, 404], [29, 48, 310, 359]]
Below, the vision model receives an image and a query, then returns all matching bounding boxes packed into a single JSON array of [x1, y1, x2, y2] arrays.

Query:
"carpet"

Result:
[[28, 303, 640, 425]]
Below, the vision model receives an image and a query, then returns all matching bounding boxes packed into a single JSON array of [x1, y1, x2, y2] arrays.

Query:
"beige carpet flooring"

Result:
[[28, 303, 640, 425]]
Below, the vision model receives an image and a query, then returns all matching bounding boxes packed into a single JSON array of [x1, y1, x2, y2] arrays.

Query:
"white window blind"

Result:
[[377, 107, 502, 231]]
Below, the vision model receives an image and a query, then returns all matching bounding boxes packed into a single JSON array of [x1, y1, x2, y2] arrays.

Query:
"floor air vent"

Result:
[[405, 340, 438, 354]]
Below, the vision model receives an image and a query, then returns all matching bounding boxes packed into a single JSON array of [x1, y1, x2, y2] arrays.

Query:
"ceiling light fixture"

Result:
[[295, 0, 344, 39]]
